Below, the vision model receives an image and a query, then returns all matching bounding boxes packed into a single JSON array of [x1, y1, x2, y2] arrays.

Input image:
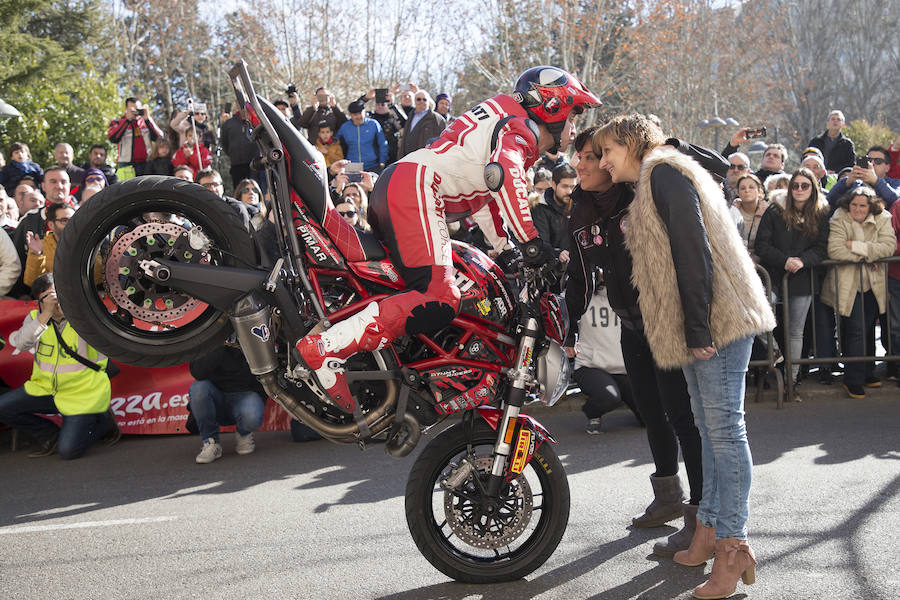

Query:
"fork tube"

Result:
[[487, 318, 538, 496]]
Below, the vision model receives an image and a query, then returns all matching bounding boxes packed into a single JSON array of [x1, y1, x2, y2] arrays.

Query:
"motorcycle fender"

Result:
[[475, 406, 557, 478]]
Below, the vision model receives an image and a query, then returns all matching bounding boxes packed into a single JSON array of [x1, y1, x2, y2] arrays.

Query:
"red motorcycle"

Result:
[[53, 61, 571, 583]]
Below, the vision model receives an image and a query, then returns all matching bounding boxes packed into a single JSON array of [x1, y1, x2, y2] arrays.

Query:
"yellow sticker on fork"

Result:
[[510, 429, 532, 475]]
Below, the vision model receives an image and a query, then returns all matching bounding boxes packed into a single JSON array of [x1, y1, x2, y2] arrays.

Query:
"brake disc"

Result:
[[104, 222, 204, 322], [443, 454, 533, 549]]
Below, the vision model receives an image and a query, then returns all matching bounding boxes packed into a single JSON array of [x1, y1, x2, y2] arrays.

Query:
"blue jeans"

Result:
[[188, 380, 265, 441], [682, 336, 754, 540], [842, 291, 878, 386], [0, 386, 113, 459]]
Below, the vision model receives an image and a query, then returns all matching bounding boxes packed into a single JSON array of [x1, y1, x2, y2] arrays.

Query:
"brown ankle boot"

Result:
[[692, 538, 756, 599], [653, 502, 698, 557], [673, 517, 715, 566]]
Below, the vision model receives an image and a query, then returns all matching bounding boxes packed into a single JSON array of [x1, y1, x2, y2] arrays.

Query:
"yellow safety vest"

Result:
[[24, 310, 111, 415]]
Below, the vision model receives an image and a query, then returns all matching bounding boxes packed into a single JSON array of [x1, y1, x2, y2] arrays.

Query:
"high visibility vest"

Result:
[[24, 311, 111, 415]]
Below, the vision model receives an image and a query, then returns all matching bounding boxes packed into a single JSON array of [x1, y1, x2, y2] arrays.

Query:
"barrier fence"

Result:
[[780, 256, 900, 404]]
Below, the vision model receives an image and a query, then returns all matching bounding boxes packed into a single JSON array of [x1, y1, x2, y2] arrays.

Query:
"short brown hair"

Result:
[[593, 113, 666, 162], [838, 184, 883, 215]]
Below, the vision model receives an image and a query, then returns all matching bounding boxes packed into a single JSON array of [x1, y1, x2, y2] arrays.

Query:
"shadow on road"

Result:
[[376, 529, 708, 600]]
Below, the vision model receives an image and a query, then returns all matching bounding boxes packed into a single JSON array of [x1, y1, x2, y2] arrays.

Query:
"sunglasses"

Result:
[[867, 157, 887, 165], [728, 164, 749, 171], [85, 176, 105, 184], [339, 210, 357, 217], [200, 181, 222, 189], [415, 98, 427, 102], [791, 181, 811, 191]]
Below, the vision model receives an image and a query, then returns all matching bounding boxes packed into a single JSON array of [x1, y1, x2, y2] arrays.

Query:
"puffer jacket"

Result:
[[821, 207, 896, 316], [755, 196, 830, 297]]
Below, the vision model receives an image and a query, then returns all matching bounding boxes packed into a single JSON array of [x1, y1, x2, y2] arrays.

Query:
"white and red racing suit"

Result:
[[296, 94, 541, 411], [366, 93, 540, 336]]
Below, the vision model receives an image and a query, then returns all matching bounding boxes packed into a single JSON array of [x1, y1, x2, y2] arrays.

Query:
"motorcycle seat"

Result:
[[257, 97, 386, 262]]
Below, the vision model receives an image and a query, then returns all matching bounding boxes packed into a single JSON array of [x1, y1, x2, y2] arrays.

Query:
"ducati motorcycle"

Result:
[[53, 61, 572, 583]]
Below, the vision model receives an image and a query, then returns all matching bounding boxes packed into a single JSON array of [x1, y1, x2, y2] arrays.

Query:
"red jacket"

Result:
[[172, 144, 212, 178]]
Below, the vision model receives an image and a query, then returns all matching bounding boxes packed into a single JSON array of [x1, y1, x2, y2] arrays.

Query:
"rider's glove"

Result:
[[521, 238, 555, 267], [495, 247, 522, 275]]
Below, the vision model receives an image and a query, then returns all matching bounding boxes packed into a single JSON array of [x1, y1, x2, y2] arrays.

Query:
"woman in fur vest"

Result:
[[596, 114, 775, 600]]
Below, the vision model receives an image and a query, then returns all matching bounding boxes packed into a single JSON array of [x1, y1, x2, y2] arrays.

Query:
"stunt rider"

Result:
[[295, 67, 601, 411]]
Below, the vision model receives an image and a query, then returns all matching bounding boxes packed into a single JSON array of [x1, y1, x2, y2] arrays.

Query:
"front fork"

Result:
[[485, 317, 539, 498]]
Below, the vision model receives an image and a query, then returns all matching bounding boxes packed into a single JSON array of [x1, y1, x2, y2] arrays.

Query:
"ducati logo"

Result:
[[544, 97, 561, 114]]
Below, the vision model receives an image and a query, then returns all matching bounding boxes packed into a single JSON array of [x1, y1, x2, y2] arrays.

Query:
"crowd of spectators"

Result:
[[2, 76, 900, 460]]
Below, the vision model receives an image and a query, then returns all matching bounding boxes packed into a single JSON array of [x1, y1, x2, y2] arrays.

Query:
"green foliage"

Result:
[[0, 0, 100, 89], [0, 68, 122, 166], [843, 120, 898, 155]]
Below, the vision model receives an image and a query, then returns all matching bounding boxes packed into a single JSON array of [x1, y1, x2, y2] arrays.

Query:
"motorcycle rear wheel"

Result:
[[53, 176, 256, 367], [405, 420, 569, 583]]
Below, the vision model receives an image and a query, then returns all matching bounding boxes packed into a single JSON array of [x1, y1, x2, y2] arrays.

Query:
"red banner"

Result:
[[0, 299, 291, 434]]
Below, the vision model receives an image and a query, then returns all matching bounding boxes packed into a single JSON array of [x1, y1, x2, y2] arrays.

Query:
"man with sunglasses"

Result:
[[23, 202, 74, 287], [0, 273, 118, 458], [827, 146, 900, 209], [723, 152, 751, 201]]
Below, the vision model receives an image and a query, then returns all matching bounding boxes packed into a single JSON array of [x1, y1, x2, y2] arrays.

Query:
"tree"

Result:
[[844, 119, 897, 155], [0, 68, 122, 166]]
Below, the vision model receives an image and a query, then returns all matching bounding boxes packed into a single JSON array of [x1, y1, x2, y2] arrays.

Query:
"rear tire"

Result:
[[54, 176, 256, 367], [405, 420, 569, 583]]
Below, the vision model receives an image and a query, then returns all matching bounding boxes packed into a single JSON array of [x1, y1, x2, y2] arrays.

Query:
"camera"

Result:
[[286, 83, 298, 96], [855, 156, 870, 169]]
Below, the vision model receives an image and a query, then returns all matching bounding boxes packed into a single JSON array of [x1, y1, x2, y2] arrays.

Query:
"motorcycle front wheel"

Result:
[[53, 176, 257, 367], [405, 420, 570, 583]]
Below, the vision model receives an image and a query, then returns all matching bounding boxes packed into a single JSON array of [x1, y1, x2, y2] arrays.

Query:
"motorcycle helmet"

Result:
[[513, 66, 601, 150]]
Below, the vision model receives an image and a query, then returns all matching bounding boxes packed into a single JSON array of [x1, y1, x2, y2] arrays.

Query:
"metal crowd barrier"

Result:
[[781, 256, 900, 403], [749, 266, 785, 408]]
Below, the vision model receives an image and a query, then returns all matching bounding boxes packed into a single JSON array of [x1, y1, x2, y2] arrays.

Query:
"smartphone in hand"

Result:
[[745, 127, 767, 140]]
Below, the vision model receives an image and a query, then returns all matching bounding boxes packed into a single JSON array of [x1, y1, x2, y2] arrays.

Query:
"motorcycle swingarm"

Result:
[[140, 259, 268, 313], [475, 406, 556, 479]]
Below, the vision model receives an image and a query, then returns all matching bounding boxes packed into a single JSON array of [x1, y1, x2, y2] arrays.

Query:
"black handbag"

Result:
[[50, 321, 121, 378]]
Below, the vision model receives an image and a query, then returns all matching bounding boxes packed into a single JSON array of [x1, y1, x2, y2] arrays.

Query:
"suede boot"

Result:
[[653, 502, 698, 557], [692, 538, 756, 599], [631, 474, 685, 528], [674, 516, 716, 566]]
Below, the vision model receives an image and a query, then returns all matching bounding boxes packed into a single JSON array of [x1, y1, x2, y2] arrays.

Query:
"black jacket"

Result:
[[807, 130, 856, 172], [220, 115, 259, 166], [368, 109, 404, 164], [189, 345, 266, 397], [754, 202, 830, 297], [532, 188, 570, 256], [564, 183, 639, 345]]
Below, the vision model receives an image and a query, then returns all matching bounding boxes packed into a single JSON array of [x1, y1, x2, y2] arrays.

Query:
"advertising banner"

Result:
[[0, 299, 291, 434]]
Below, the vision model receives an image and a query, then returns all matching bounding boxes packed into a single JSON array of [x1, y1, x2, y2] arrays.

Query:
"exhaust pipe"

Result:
[[259, 372, 398, 442], [230, 292, 405, 445], [230, 293, 278, 375]]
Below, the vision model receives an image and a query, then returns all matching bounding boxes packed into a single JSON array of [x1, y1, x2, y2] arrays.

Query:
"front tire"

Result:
[[405, 420, 569, 583], [54, 176, 256, 367]]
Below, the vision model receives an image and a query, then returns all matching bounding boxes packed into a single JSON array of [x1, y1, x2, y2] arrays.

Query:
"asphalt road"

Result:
[[1, 385, 898, 600]]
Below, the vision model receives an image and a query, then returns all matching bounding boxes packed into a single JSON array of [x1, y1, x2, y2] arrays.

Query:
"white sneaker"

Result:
[[195, 438, 223, 463], [235, 432, 256, 455]]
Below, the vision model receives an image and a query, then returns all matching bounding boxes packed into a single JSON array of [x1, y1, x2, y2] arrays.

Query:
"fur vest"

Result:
[[625, 146, 776, 368]]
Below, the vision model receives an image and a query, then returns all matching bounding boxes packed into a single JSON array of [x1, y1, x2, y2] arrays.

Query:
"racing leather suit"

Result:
[[296, 94, 542, 411]]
